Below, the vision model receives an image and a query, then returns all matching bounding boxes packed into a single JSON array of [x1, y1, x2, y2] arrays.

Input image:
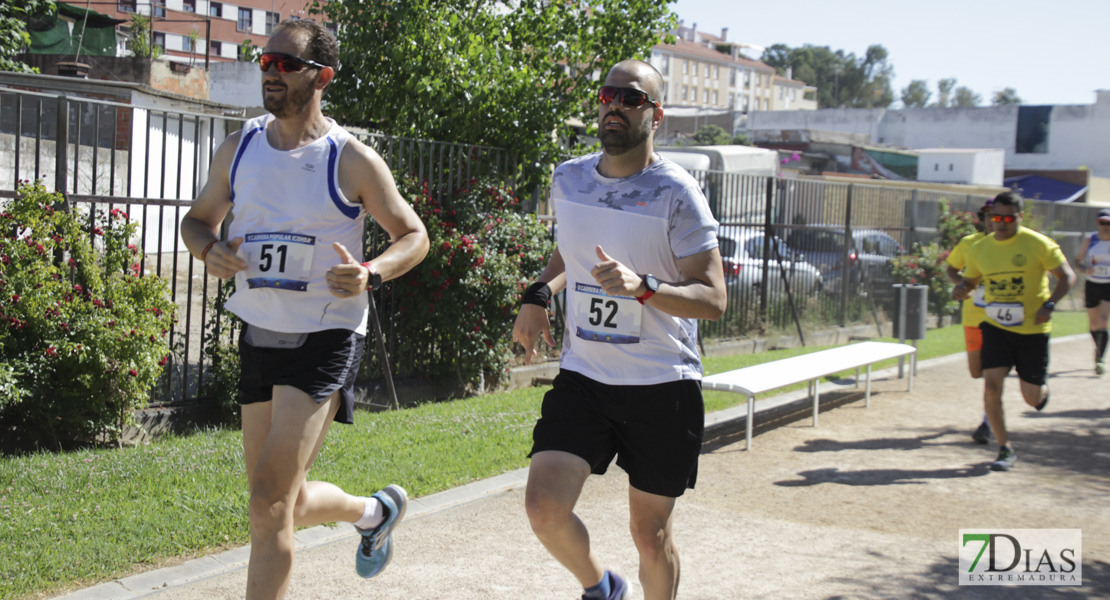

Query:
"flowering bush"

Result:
[[890, 199, 980, 319], [0, 182, 175, 451], [379, 174, 553, 392]]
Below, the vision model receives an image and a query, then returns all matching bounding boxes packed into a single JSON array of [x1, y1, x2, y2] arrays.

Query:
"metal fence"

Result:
[[2, 85, 1104, 405]]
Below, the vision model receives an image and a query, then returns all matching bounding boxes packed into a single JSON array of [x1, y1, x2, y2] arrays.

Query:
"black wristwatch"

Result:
[[1042, 301, 1056, 311], [637, 274, 660, 305]]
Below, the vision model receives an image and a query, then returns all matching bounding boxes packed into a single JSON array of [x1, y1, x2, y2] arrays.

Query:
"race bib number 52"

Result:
[[572, 282, 642, 344], [241, 232, 316, 291]]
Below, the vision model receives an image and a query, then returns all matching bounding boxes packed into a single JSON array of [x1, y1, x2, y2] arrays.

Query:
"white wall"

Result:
[[749, 94, 1110, 177], [208, 61, 263, 109], [917, 150, 1004, 186]]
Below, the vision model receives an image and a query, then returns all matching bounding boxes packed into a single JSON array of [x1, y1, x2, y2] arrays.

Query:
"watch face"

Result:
[[645, 274, 660, 293]]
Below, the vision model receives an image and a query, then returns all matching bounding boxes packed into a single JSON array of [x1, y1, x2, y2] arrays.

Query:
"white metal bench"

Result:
[[701, 341, 917, 449]]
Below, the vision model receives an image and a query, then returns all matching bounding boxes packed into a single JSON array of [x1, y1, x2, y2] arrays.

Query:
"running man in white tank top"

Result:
[[512, 60, 727, 600], [1075, 207, 1110, 374], [180, 20, 428, 600]]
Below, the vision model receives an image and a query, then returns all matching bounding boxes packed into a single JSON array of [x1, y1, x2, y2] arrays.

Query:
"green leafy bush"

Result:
[[890, 199, 979, 319], [0, 182, 175, 451], [382, 174, 553, 392]]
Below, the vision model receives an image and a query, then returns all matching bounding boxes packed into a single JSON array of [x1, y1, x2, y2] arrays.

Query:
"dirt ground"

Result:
[[56, 336, 1109, 600]]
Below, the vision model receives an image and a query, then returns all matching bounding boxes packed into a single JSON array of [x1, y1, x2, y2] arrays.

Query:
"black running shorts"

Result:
[[979, 322, 1050, 386], [1085, 280, 1110, 309], [238, 324, 364, 424], [529, 369, 705, 498]]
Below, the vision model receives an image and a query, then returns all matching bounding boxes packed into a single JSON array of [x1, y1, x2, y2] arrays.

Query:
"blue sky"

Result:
[[671, 0, 1108, 106]]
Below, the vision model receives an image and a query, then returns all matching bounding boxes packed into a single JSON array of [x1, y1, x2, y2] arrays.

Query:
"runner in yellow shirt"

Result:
[[945, 201, 994, 444], [953, 193, 1075, 472]]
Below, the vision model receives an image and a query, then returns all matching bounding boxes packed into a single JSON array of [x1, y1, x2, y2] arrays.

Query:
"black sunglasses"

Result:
[[259, 52, 329, 74], [598, 86, 661, 109]]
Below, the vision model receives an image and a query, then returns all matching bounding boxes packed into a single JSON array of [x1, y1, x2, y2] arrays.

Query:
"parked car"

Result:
[[786, 227, 904, 294], [718, 227, 824, 304]]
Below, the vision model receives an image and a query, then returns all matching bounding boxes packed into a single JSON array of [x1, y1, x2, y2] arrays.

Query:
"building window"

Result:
[[730, 69, 736, 85], [682, 86, 688, 101], [682, 60, 688, 74], [210, 40, 222, 56], [118, 0, 135, 12], [183, 0, 195, 12], [1015, 106, 1052, 154], [153, 2, 165, 17], [704, 64, 709, 77], [742, 96, 749, 111], [662, 82, 668, 102], [712, 91, 718, 105], [703, 89, 709, 103], [779, 87, 784, 99], [744, 71, 750, 87], [153, 32, 165, 51], [265, 11, 279, 35], [237, 7, 252, 32], [182, 34, 193, 52], [713, 65, 719, 78], [209, 1, 221, 17], [325, 22, 337, 36], [660, 54, 669, 76]]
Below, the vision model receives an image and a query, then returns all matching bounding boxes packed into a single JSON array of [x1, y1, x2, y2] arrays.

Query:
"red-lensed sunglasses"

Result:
[[990, 214, 1018, 223], [598, 86, 661, 109], [259, 52, 329, 74]]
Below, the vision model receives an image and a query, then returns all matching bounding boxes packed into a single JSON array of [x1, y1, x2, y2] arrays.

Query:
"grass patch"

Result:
[[0, 311, 1090, 599]]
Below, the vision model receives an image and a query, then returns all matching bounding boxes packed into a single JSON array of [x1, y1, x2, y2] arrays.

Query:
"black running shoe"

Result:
[[972, 422, 992, 445]]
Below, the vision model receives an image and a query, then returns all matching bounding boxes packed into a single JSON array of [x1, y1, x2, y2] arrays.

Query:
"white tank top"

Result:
[[1088, 232, 1110, 284], [553, 153, 719, 385], [224, 114, 369, 335]]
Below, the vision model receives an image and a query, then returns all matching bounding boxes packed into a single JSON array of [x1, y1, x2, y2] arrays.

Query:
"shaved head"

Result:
[[607, 60, 664, 101]]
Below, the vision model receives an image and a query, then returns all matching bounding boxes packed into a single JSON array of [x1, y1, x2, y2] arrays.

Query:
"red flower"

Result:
[[10, 294, 18, 303], [45, 346, 57, 357], [158, 355, 169, 366], [128, 369, 138, 377]]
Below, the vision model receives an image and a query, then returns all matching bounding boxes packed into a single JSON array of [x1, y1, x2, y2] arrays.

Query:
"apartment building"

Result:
[[771, 72, 818, 111], [650, 24, 815, 115], [101, 0, 327, 65]]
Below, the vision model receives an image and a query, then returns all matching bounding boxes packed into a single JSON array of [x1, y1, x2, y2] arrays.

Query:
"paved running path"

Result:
[[56, 336, 1109, 599]]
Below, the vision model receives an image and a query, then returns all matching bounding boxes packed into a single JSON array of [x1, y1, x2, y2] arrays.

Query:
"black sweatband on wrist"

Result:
[[521, 282, 552, 308]]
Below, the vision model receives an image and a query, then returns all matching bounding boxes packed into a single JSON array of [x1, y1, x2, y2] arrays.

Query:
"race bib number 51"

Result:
[[241, 232, 316, 291], [572, 282, 642, 344]]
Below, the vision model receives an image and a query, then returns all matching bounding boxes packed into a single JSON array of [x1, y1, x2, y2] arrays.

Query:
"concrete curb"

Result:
[[52, 334, 1089, 600]]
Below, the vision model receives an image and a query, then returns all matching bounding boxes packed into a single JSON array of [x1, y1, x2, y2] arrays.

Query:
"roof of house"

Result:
[[654, 37, 774, 72]]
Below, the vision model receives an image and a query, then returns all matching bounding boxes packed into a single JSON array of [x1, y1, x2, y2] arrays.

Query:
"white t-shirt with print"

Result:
[[553, 153, 719, 385]]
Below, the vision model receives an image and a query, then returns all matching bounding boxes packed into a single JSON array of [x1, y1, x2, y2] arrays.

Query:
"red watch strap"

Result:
[[636, 290, 654, 305]]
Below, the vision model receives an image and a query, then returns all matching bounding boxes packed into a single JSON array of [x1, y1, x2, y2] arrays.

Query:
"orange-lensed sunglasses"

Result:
[[990, 214, 1018, 223], [259, 52, 328, 74], [598, 86, 661, 109]]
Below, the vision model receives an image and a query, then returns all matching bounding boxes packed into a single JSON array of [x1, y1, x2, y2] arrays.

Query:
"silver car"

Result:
[[718, 227, 823, 303]]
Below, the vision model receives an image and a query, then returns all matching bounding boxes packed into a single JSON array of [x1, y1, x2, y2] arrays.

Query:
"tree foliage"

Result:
[[935, 78, 957, 107], [954, 86, 981, 107], [761, 43, 894, 108], [678, 124, 752, 146], [0, 0, 55, 73], [991, 87, 1022, 106], [312, 0, 676, 185], [900, 79, 931, 108]]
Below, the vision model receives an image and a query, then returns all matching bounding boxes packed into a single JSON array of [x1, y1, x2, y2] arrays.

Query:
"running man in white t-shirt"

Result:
[[180, 20, 428, 600], [512, 60, 727, 600]]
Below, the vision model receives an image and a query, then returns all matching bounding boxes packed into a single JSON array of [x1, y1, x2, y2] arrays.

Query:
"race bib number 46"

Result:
[[241, 232, 316, 291], [986, 302, 1024, 327], [572, 282, 642, 344]]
